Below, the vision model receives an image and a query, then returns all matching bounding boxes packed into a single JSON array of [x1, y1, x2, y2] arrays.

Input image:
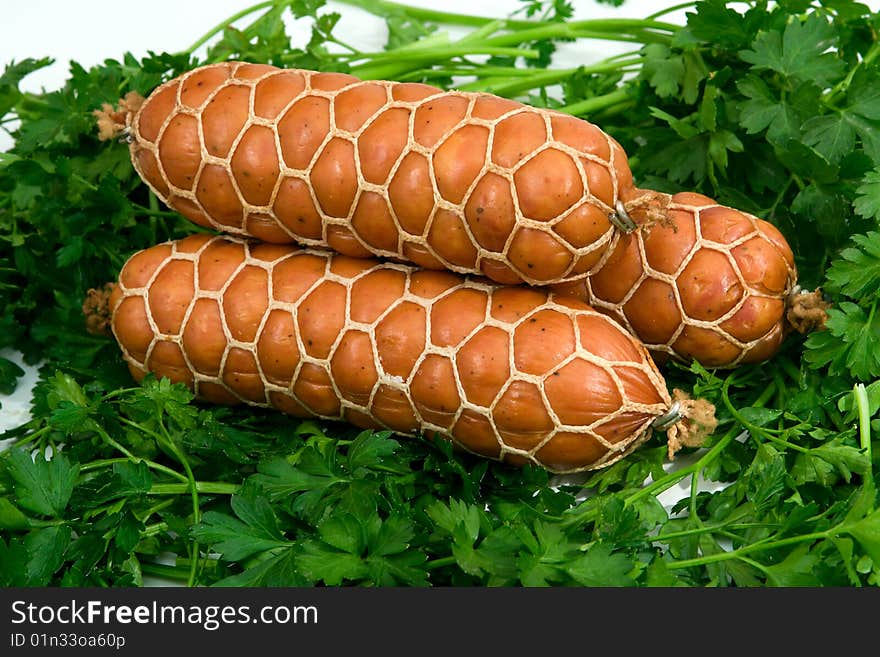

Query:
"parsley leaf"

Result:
[[804, 301, 880, 381], [192, 482, 288, 561], [24, 526, 73, 585], [566, 543, 637, 587], [297, 510, 428, 586], [739, 14, 846, 87], [5, 448, 79, 517], [684, 0, 762, 49], [845, 508, 880, 566], [854, 169, 880, 220], [824, 232, 880, 298]]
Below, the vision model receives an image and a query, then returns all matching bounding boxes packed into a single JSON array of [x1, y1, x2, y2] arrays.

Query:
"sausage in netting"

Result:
[[95, 62, 819, 368], [99, 234, 716, 473], [550, 191, 820, 368], [102, 61, 636, 286]]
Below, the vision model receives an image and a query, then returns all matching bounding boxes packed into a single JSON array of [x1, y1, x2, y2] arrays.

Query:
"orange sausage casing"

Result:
[[107, 234, 706, 473], [125, 61, 635, 286], [552, 192, 798, 368], [114, 62, 804, 368]]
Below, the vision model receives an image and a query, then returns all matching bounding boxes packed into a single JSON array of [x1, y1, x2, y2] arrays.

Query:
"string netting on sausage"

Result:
[[128, 62, 631, 287], [111, 235, 678, 474], [579, 197, 798, 368]]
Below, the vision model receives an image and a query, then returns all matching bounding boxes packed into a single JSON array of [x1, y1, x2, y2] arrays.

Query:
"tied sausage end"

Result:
[[93, 92, 145, 142], [83, 283, 117, 337], [621, 189, 675, 232], [785, 286, 831, 335], [656, 388, 717, 460]]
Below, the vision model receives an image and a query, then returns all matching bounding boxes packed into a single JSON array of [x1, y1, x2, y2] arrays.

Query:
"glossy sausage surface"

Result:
[[109, 234, 679, 473], [127, 62, 635, 286], [118, 62, 800, 368], [552, 192, 798, 367]]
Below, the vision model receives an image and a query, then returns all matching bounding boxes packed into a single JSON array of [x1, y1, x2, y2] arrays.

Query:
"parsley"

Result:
[[2, 0, 880, 588], [739, 14, 846, 87]]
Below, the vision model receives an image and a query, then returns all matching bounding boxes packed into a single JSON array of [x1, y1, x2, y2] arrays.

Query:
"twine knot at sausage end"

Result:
[[93, 91, 145, 142], [83, 283, 117, 337], [785, 285, 831, 335], [621, 189, 674, 232], [662, 389, 717, 460]]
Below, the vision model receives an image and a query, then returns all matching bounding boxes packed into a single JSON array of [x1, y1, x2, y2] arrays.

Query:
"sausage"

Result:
[[101, 62, 807, 367], [120, 61, 636, 286], [551, 191, 799, 367], [105, 234, 715, 473]]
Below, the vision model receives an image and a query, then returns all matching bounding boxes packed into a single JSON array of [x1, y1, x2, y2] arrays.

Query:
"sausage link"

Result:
[[125, 62, 634, 286], [108, 234, 706, 473], [112, 62, 805, 367], [552, 191, 798, 367]]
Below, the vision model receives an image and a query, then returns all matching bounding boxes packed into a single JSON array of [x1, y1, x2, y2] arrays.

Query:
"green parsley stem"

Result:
[[853, 383, 873, 477], [140, 563, 189, 582], [456, 19, 507, 46], [84, 428, 188, 481], [478, 23, 674, 49], [71, 173, 98, 192], [666, 530, 830, 569], [424, 556, 457, 570], [346, 47, 542, 81], [720, 378, 804, 447], [766, 175, 794, 219], [17, 93, 50, 112], [624, 428, 747, 508], [380, 30, 455, 54], [395, 64, 544, 78], [867, 298, 878, 334], [558, 88, 631, 117], [137, 498, 176, 523], [350, 45, 542, 62], [646, 1, 697, 20], [11, 424, 52, 449], [148, 481, 239, 495], [737, 555, 771, 576], [96, 386, 143, 403], [140, 560, 217, 582], [142, 521, 169, 538], [826, 40, 880, 105], [336, 0, 679, 36], [152, 416, 202, 587], [132, 203, 181, 219], [337, 0, 499, 29], [79, 456, 188, 484], [653, 521, 778, 542], [752, 378, 779, 409], [182, 0, 275, 55], [457, 58, 643, 96]]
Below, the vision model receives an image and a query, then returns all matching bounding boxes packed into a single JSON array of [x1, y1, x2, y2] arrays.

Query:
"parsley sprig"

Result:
[[2, 0, 879, 587]]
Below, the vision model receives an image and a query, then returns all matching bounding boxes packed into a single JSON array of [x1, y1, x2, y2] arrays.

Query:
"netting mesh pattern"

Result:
[[128, 62, 635, 287], [553, 192, 798, 368], [109, 234, 675, 473]]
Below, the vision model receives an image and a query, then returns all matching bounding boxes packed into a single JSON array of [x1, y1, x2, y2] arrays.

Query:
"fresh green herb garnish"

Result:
[[1, 0, 879, 587]]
